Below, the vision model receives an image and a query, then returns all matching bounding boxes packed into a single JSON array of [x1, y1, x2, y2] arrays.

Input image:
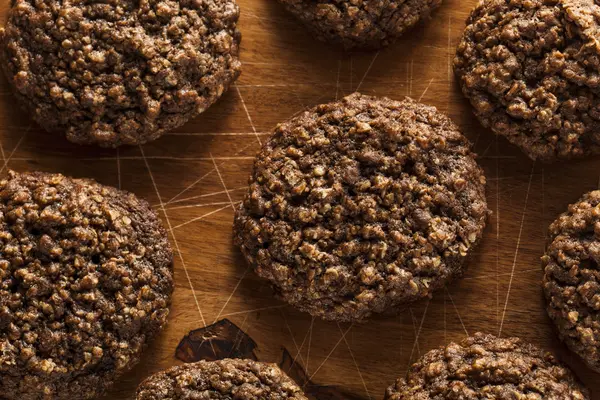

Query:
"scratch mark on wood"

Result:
[[306, 316, 315, 375], [0, 138, 5, 163], [164, 187, 246, 207], [165, 131, 270, 136], [307, 324, 353, 383], [235, 84, 262, 146], [338, 323, 372, 400], [356, 51, 380, 92], [445, 288, 468, 337], [280, 308, 308, 366], [407, 299, 430, 367], [139, 146, 208, 329], [418, 77, 435, 102], [116, 148, 121, 190], [210, 153, 235, 210], [0, 129, 28, 175], [408, 307, 421, 357], [170, 204, 232, 230], [162, 200, 238, 212], [221, 305, 286, 319], [336, 60, 342, 100], [499, 162, 536, 337]]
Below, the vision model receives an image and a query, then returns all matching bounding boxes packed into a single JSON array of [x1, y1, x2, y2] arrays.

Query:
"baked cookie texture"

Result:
[[385, 333, 589, 400], [0, 171, 174, 400], [234, 93, 489, 322], [454, 0, 600, 161], [0, 0, 241, 147], [543, 190, 600, 373], [276, 0, 442, 50], [136, 359, 308, 399]]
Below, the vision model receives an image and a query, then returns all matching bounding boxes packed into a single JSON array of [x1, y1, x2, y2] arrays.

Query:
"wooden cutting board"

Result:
[[2, 0, 600, 398]]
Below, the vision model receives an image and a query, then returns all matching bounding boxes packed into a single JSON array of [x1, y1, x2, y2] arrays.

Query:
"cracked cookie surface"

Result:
[[0, 171, 173, 400], [277, 0, 442, 50], [385, 333, 589, 400], [0, 0, 241, 147], [234, 93, 489, 322], [136, 359, 307, 400], [544, 190, 600, 373], [454, 0, 600, 161]]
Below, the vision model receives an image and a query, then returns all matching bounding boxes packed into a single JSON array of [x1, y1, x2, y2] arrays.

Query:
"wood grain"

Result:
[[1, 0, 600, 398]]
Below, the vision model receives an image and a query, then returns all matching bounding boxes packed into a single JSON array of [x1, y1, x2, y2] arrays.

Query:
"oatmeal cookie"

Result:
[[234, 93, 489, 322], [0, 0, 241, 147], [277, 0, 442, 50], [385, 333, 589, 399], [544, 190, 600, 373], [136, 359, 307, 400], [454, 0, 600, 161], [0, 170, 174, 400]]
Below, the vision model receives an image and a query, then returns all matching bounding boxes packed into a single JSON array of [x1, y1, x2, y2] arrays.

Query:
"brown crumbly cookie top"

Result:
[[234, 93, 489, 322], [136, 359, 308, 400], [385, 333, 589, 400], [0, 0, 241, 147], [454, 0, 600, 161], [276, 0, 442, 50], [0, 171, 174, 400], [543, 190, 600, 373]]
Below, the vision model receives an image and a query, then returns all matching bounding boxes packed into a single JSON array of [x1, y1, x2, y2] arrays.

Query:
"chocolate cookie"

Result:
[[385, 333, 589, 399], [233, 93, 489, 322], [543, 190, 600, 373], [276, 0, 442, 50], [0, 0, 241, 147], [136, 359, 308, 399], [0, 171, 174, 400], [454, 0, 600, 161]]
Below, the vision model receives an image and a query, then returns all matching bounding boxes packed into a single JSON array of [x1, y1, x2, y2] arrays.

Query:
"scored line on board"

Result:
[[0, 127, 29, 175], [407, 299, 430, 367], [139, 146, 208, 329], [445, 288, 469, 337], [338, 323, 372, 400], [235, 84, 262, 146], [170, 204, 232, 231], [356, 51, 380, 92], [307, 324, 354, 383], [164, 187, 246, 208], [498, 162, 536, 337]]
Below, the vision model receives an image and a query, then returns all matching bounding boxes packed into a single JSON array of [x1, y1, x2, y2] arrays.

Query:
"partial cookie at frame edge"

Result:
[[0, 170, 174, 400], [0, 0, 242, 147], [276, 0, 443, 50], [385, 333, 589, 399], [454, 0, 600, 161], [543, 190, 600, 373], [135, 359, 308, 400]]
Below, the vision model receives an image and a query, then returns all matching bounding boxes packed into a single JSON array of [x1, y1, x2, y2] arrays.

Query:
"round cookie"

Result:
[[543, 190, 600, 373], [276, 0, 442, 50], [0, 170, 174, 400], [385, 333, 589, 399], [234, 93, 489, 322], [0, 0, 242, 147], [136, 359, 307, 399], [454, 0, 600, 161]]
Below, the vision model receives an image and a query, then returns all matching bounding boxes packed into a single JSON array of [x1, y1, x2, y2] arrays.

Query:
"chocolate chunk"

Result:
[[175, 319, 258, 363]]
